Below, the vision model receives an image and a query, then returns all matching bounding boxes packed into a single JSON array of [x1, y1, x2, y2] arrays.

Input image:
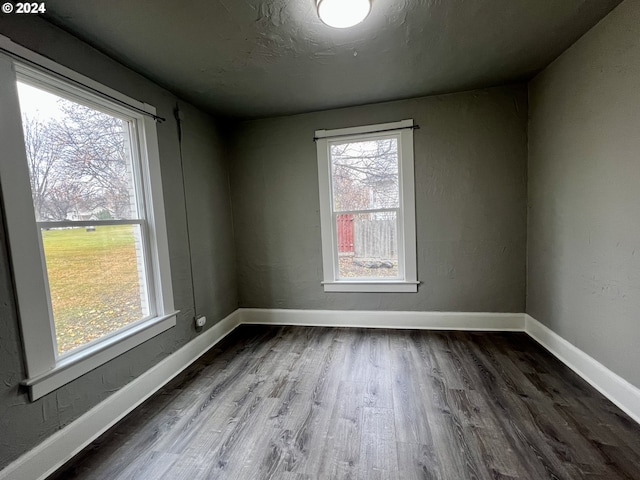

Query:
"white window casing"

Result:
[[0, 35, 177, 400], [315, 119, 419, 293]]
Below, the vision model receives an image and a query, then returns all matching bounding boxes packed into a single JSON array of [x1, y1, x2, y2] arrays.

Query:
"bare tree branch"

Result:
[[21, 99, 134, 222]]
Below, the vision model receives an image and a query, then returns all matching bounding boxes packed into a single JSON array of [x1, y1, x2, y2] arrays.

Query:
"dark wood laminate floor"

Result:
[[49, 326, 640, 480]]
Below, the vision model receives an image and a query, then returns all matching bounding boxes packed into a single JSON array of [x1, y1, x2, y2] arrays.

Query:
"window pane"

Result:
[[17, 81, 139, 221], [41, 225, 150, 355], [337, 211, 399, 279], [331, 137, 399, 212]]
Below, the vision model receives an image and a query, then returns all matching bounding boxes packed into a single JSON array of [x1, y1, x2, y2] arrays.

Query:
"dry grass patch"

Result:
[[42, 225, 144, 354]]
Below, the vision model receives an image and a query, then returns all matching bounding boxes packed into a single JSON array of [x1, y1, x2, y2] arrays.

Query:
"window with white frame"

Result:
[[0, 42, 176, 400], [315, 120, 419, 292]]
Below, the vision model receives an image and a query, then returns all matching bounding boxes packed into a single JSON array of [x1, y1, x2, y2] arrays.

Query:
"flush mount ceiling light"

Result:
[[317, 0, 371, 29]]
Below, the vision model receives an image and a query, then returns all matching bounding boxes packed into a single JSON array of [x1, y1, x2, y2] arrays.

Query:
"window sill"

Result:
[[322, 281, 419, 293], [21, 312, 178, 401]]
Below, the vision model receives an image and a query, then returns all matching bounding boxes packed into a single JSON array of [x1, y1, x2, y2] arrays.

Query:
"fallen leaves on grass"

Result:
[[338, 256, 398, 278]]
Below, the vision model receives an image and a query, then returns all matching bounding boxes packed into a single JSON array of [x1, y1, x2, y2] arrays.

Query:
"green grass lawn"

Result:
[[42, 225, 144, 354]]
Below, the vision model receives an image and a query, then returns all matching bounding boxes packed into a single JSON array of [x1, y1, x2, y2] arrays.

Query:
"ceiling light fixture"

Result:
[[317, 0, 371, 29]]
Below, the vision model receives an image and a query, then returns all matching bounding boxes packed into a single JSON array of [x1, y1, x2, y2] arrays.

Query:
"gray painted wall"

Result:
[[230, 86, 528, 312], [528, 0, 640, 388], [0, 17, 237, 469]]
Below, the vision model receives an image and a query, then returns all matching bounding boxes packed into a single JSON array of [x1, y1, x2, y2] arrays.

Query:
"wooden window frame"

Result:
[[315, 120, 419, 293], [0, 36, 177, 401]]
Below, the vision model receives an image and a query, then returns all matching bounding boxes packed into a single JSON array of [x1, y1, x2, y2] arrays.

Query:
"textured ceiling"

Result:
[[43, 0, 622, 119]]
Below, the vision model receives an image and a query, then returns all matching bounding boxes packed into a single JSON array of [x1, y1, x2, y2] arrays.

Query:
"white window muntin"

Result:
[[316, 119, 418, 293], [0, 37, 177, 400]]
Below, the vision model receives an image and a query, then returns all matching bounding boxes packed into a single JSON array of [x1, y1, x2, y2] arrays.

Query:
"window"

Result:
[[0, 42, 176, 400], [315, 120, 418, 292]]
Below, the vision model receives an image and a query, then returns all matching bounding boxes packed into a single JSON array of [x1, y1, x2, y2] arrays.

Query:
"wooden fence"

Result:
[[354, 217, 397, 259], [336, 214, 354, 253]]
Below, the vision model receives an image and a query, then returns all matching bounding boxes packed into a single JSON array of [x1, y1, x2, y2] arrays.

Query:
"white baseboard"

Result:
[[243, 309, 640, 424], [240, 308, 525, 331], [525, 314, 640, 424], [4, 309, 639, 479], [0, 309, 241, 480]]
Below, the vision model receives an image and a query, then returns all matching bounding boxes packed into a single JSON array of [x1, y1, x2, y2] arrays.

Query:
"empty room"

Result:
[[0, 0, 639, 478]]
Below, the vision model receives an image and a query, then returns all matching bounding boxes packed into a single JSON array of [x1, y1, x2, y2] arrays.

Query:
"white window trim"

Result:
[[315, 119, 419, 293], [0, 35, 177, 401]]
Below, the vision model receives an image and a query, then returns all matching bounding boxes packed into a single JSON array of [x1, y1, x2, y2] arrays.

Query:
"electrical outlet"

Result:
[[195, 316, 206, 328]]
